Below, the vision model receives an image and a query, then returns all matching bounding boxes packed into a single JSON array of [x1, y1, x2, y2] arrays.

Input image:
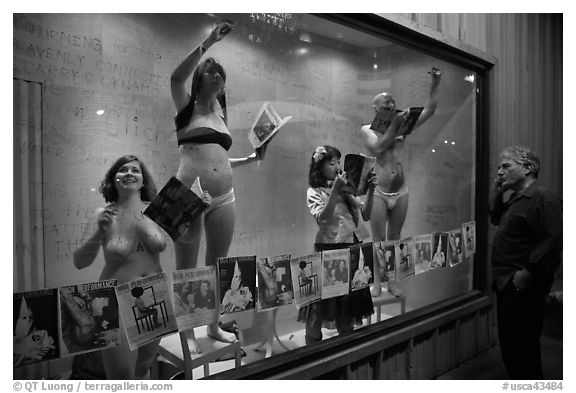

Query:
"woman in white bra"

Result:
[[170, 19, 265, 351], [72, 155, 166, 379]]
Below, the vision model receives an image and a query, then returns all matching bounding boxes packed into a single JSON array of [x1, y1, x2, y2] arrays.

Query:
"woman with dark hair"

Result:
[[71, 155, 166, 379], [170, 19, 265, 350], [300, 145, 376, 344]]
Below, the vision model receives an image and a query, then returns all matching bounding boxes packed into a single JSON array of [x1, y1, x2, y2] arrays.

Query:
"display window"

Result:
[[13, 13, 487, 377]]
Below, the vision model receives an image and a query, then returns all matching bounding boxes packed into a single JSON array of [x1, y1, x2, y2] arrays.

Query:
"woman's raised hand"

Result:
[[96, 207, 116, 234], [210, 19, 235, 43]]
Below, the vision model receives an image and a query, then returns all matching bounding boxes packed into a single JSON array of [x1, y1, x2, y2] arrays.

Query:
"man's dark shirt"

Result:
[[489, 181, 562, 294]]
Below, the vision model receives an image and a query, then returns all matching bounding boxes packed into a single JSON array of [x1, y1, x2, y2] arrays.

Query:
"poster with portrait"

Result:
[[431, 232, 449, 269], [58, 279, 120, 357], [321, 248, 350, 299], [256, 254, 293, 312], [114, 272, 177, 351], [462, 221, 476, 258], [290, 253, 322, 309], [373, 240, 397, 282], [218, 256, 256, 315], [413, 234, 433, 274], [350, 242, 374, 291], [448, 228, 464, 267], [13, 289, 60, 367], [171, 267, 219, 331], [394, 238, 415, 280]]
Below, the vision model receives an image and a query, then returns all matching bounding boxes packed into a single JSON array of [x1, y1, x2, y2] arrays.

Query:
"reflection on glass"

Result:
[[13, 13, 478, 367]]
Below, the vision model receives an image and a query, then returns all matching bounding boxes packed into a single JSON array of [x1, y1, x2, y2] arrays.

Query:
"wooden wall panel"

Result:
[[436, 322, 458, 375], [459, 314, 478, 362], [439, 14, 462, 41], [412, 331, 436, 379]]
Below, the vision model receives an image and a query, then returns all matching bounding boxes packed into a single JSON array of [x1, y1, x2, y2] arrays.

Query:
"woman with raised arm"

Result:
[[170, 19, 265, 352], [71, 155, 166, 379]]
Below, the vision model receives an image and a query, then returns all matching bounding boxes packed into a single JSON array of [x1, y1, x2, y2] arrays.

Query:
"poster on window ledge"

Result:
[[172, 267, 219, 331], [350, 242, 374, 291], [395, 237, 415, 280], [373, 240, 397, 282], [218, 256, 256, 315], [448, 228, 464, 267], [462, 221, 476, 258], [290, 253, 322, 309], [321, 248, 351, 299], [431, 232, 449, 270], [13, 289, 61, 367], [58, 279, 120, 357], [256, 254, 293, 312], [413, 234, 433, 275], [114, 272, 177, 351]]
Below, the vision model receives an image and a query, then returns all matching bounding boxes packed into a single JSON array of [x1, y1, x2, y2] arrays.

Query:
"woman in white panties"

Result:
[[170, 19, 265, 352]]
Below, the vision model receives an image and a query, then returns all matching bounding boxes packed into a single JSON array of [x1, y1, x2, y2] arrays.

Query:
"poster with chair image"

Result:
[[290, 253, 322, 309], [115, 272, 177, 351]]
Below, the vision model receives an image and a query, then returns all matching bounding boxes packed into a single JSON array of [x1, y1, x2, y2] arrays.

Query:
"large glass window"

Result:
[[14, 13, 479, 376]]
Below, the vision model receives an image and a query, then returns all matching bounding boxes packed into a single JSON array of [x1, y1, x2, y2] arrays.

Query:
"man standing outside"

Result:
[[489, 146, 562, 379]]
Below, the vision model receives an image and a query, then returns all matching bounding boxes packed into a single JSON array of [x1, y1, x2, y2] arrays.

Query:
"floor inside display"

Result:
[[156, 300, 405, 380]]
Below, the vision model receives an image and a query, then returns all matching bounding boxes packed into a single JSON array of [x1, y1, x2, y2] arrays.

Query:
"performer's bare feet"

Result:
[[183, 329, 201, 354], [387, 282, 403, 297], [207, 323, 237, 343]]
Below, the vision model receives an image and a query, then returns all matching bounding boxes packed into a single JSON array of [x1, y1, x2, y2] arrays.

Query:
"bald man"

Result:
[[360, 68, 441, 296]]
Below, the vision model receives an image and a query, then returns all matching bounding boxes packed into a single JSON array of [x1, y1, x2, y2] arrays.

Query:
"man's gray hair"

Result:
[[501, 145, 540, 178]]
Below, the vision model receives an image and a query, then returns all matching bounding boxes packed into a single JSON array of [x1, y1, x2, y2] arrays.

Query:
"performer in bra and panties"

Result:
[[170, 19, 266, 352]]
